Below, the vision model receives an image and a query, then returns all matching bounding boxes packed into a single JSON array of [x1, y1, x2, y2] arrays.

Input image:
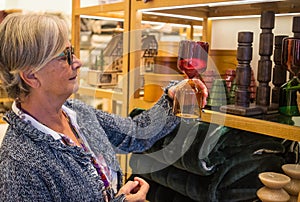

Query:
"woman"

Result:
[[0, 13, 208, 201]]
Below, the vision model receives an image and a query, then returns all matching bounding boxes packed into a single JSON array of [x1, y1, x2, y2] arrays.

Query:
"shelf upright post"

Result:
[[128, 0, 143, 113], [71, 0, 81, 58]]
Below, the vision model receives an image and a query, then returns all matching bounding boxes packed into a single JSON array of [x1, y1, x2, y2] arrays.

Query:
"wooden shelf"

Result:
[[0, 98, 13, 103], [73, 2, 125, 16], [201, 110, 300, 142], [77, 86, 123, 101], [134, 0, 300, 18], [130, 97, 156, 110]]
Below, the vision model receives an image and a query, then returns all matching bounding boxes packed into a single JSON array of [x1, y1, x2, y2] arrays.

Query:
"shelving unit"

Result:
[[126, 0, 300, 139], [72, 0, 300, 187], [72, 0, 131, 117], [128, 0, 300, 128]]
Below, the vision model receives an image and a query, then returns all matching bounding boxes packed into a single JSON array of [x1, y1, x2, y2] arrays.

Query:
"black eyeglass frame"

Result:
[[57, 46, 74, 65]]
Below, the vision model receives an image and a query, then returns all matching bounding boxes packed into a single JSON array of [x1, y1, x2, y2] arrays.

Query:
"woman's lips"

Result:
[[69, 75, 77, 80]]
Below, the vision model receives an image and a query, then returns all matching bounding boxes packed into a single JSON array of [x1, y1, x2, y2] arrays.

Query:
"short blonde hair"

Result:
[[0, 13, 69, 99]]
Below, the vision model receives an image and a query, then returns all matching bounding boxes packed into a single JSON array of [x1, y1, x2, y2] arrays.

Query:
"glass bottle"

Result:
[[279, 37, 300, 116]]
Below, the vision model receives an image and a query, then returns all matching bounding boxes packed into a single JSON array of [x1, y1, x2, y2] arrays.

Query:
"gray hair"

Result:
[[0, 13, 69, 99]]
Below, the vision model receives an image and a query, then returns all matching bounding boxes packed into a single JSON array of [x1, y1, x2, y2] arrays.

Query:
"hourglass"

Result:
[[173, 40, 209, 120], [279, 37, 300, 116]]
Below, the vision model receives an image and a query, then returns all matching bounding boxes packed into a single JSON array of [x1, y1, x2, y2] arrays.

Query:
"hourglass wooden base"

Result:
[[257, 172, 291, 202]]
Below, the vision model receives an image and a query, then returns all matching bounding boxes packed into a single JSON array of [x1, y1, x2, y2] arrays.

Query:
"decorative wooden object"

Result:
[[282, 164, 300, 201], [234, 32, 253, 108], [257, 172, 291, 202], [225, 69, 256, 104], [271, 35, 288, 108], [220, 32, 262, 116], [256, 11, 275, 113], [249, 70, 257, 103]]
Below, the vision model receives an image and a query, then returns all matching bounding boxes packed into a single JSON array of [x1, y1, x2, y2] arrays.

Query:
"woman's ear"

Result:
[[19, 70, 40, 88]]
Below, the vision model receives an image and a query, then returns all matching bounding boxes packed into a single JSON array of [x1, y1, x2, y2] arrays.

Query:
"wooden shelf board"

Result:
[[134, 0, 237, 10], [137, 1, 300, 20], [201, 110, 300, 142], [0, 98, 13, 103], [77, 86, 123, 101], [130, 97, 156, 111], [73, 2, 125, 15], [142, 14, 203, 26]]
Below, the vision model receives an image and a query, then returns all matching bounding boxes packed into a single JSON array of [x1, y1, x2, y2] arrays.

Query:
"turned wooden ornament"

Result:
[[235, 31, 253, 107], [220, 32, 262, 116], [257, 172, 291, 202], [271, 35, 288, 106], [256, 10, 275, 109], [282, 164, 300, 201]]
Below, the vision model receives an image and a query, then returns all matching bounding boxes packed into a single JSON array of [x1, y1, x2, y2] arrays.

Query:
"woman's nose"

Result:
[[72, 55, 82, 69]]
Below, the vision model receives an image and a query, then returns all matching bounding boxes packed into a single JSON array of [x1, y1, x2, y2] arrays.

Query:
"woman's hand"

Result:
[[168, 78, 208, 108], [116, 177, 149, 202]]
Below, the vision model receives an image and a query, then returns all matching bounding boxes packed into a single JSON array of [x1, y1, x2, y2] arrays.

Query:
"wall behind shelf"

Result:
[[1, 0, 109, 14], [211, 15, 294, 80], [2, 0, 72, 14]]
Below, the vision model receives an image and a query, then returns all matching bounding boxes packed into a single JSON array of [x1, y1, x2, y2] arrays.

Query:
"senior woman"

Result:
[[0, 13, 208, 201]]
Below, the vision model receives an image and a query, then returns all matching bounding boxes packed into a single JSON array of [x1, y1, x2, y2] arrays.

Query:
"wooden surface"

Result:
[[77, 86, 123, 100], [72, 2, 125, 15], [0, 98, 13, 103], [201, 109, 300, 142], [134, 0, 300, 19], [209, 49, 237, 76]]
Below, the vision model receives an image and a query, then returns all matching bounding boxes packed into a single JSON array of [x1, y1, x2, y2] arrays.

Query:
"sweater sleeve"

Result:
[[95, 93, 180, 153]]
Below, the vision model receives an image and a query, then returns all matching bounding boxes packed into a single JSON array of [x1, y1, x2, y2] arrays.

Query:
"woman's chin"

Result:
[[72, 83, 79, 94]]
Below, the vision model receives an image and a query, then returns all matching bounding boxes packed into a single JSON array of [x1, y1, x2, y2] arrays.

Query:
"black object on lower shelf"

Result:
[[128, 120, 296, 202]]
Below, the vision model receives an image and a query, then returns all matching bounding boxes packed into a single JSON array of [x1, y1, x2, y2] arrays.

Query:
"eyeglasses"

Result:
[[57, 46, 74, 65]]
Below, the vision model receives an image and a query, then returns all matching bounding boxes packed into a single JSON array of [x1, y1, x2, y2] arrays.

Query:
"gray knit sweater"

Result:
[[0, 96, 179, 201]]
